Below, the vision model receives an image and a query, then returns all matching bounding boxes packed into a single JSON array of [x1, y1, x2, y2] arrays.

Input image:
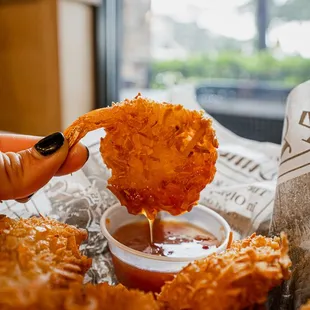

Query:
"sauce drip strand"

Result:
[[148, 218, 154, 244], [112, 219, 220, 292], [113, 219, 219, 258]]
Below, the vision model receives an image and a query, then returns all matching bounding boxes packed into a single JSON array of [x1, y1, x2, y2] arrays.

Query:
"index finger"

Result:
[[0, 133, 89, 176], [56, 142, 89, 176], [0, 134, 40, 152]]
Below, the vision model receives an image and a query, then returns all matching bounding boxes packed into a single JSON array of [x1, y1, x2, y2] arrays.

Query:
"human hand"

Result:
[[0, 132, 89, 202]]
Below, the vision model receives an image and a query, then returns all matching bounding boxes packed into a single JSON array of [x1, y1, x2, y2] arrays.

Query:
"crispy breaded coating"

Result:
[[0, 282, 159, 310], [0, 216, 292, 310], [158, 233, 291, 310], [0, 216, 158, 310], [64, 94, 218, 219], [0, 215, 92, 288], [301, 301, 310, 310]]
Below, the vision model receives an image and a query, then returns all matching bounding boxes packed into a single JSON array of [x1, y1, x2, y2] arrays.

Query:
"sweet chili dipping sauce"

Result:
[[111, 219, 219, 292]]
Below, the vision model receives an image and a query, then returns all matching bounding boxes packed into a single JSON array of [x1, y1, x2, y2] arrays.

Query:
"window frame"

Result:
[[94, 0, 122, 108]]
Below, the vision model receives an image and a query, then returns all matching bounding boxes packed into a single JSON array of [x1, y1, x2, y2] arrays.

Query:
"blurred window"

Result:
[[117, 0, 310, 143]]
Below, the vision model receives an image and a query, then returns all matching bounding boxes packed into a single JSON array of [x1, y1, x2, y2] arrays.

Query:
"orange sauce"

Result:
[[111, 255, 175, 293], [112, 220, 219, 292]]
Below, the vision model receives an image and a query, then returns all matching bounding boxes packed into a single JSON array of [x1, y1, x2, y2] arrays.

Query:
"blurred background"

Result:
[[1, 0, 309, 143]]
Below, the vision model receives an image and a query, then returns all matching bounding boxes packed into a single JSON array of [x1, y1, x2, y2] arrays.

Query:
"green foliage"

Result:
[[241, 0, 310, 22], [150, 52, 310, 88]]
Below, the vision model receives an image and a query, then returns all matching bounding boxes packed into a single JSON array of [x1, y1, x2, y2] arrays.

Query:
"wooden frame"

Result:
[[94, 0, 122, 108], [0, 0, 61, 135], [0, 0, 98, 134], [66, 0, 101, 6]]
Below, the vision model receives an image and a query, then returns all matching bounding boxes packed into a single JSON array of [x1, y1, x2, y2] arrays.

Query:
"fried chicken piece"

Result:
[[0, 281, 159, 310], [0, 216, 159, 309], [158, 233, 291, 310], [301, 301, 310, 310], [64, 94, 218, 219], [0, 215, 92, 288]]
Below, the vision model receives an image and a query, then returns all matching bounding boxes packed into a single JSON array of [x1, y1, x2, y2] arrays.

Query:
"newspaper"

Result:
[[1, 83, 307, 308], [269, 81, 310, 310]]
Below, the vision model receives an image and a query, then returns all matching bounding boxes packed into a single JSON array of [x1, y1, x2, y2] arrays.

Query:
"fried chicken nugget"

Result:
[[0, 281, 159, 310], [0, 215, 92, 289], [158, 233, 291, 310], [0, 216, 159, 310], [301, 301, 310, 310], [64, 95, 218, 219]]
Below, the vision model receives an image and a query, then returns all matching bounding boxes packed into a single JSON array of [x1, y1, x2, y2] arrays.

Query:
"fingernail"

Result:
[[16, 197, 29, 203], [16, 193, 34, 204], [35, 132, 65, 156], [86, 147, 90, 161]]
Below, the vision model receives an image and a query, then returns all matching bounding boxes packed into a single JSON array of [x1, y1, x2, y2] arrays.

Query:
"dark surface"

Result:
[[94, 0, 122, 108], [196, 81, 292, 104], [196, 82, 289, 143], [209, 113, 284, 144]]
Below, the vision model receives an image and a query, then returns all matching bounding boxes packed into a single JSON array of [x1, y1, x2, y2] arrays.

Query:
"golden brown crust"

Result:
[[158, 233, 291, 310], [0, 215, 92, 288], [0, 282, 159, 310], [0, 215, 291, 310], [64, 95, 218, 219], [301, 301, 310, 310], [0, 215, 159, 310]]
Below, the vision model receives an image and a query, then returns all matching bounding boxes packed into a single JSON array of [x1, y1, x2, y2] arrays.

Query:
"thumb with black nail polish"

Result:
[[0, 132, 69, 201]]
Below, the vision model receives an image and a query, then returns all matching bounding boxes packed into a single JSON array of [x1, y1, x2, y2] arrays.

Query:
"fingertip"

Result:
[[16, 193, 35, 204], [0, 136, 69, 200], [56, 143, 89, 176], [85, 146, 90, 162]]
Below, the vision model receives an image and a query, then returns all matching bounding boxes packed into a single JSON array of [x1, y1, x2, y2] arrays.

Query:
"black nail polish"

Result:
[[35, 132, 65, 156], [16, 197, 30, 203], [86, 147, 90, 161]]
